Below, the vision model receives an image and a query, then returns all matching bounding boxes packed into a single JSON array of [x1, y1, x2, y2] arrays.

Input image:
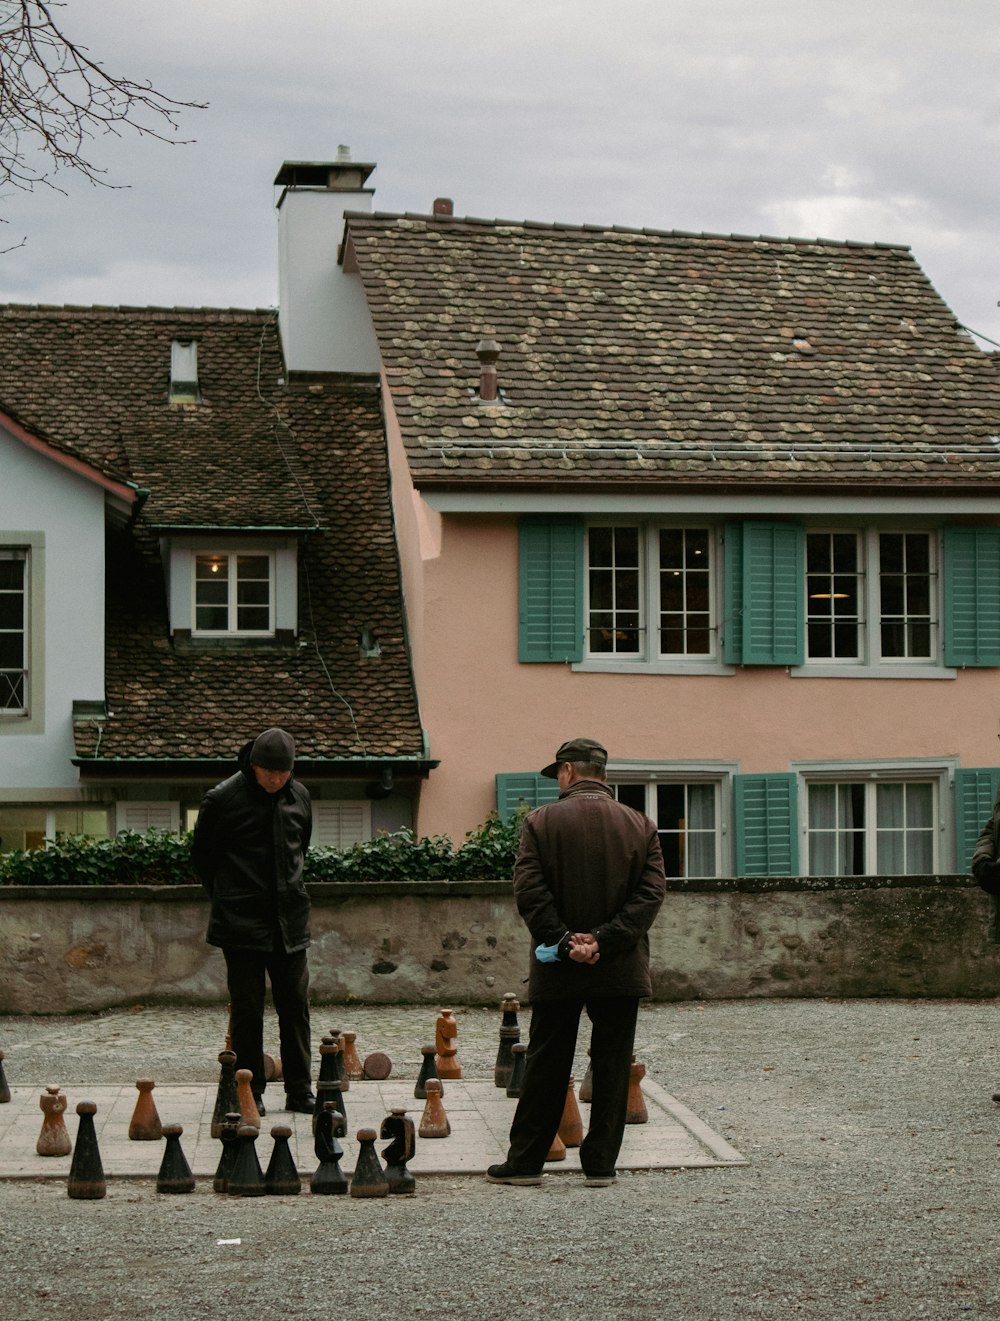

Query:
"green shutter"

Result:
[[943, 527, 1000, 667], [495, 773, 561, 823], [518, 519, 584, 662], [954, 767, 1000, 871], [734, 773, 799, 876], [742, 523, 805, 665], [722, 523, 744, 664]]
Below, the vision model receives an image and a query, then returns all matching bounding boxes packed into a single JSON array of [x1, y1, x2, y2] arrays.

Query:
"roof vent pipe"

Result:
[[476, 338, 501, 402]]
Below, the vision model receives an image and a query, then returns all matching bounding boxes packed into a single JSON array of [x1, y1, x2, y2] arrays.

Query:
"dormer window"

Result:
[[169, 340, 199, 405], [194, 552, 274, 635]]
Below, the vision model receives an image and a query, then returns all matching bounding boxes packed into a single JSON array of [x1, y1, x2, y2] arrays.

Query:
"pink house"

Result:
[[275, 154, 1000, 880]]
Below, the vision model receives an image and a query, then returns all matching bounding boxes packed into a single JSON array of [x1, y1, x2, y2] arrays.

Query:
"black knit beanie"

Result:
[[250, 728, 295, 771]]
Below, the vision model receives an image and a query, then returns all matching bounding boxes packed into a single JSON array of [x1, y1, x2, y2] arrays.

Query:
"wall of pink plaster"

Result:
[[408, 514, 1000, 845]]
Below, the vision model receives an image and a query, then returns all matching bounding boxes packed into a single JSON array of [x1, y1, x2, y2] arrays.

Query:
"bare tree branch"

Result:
[[0, 0, 206, 194]]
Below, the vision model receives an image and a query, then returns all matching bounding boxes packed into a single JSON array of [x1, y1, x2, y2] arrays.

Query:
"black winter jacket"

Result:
[[972, 791, 1000, 896], [192, 741, 312, 952], [513, 780, 666, 1000]]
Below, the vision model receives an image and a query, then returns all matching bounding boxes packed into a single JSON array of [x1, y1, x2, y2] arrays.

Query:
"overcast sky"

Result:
[[1, 1, 998, 345]]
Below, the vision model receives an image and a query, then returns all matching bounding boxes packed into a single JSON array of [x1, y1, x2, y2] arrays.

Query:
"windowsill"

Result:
[[572, 659, 736, 676], [788, 664, 956, 680], [173, 630, 296, 652]]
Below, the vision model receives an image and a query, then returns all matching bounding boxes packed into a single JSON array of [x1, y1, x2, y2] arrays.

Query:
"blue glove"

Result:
[[535, 941, 562, 964]]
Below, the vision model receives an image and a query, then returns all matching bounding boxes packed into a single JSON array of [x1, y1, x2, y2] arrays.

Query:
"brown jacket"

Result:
[[513, 780, 667, 1000]]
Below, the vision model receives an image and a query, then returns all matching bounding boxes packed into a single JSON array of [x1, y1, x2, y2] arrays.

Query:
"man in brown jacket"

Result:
[[487, 737, 666, 1188]]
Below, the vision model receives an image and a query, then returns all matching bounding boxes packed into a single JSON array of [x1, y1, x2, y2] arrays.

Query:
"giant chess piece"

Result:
[[128, 1077, 162, 1141], [380, 1108, 416, 1195], [314, 1075, 347, 1138], [326, 1027, 349, 1093], [311, 1103, 347, 1194], [350, 1128, 389, 1198], [211, 1049, 240, 1139], [157, 1124, 195, 1194], [213, 1112, 242, 1195], [579, 1051, 593, 1104], [546, 1129, 566, 1162], [228, 1123, 266, 1197], [626, 1059, 648, 1124], [235, 1067, 263, 1130], [418, 1078, 450, 1139], [414, 1044, 443, 1100], [362, 1051, 392, 1081], [265, 1125, 302, 1196], [559, 1076, 584, 1148], [0, 1047, 10, 1103], [506, 1043, 528, 1099], [494, 994, 521, 1089], [435, 1008, 461, 1080], [37, 1085, 72, 1157], [341, 1031, 364, 1083], [67, 1101, 106, 1199]]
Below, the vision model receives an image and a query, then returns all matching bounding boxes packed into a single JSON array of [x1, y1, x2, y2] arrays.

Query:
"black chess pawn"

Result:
[[211, 1049, 240, 1138], [326, 1028, 349, 1093], [414, 1044, 443, 1100], [227, 1123, 266, 1197], [0, 1048, 10, 1104], [213, 1111, 242, 1194], [350, 1127, 389, 1198], [264, 1125, 301, 1195], [380, 1107, 416, 1195], [157, 1124, 195, 1194], [67, 1101, 106, 1199], [317, 1035, 338, 1085], [506, 1043, 528, 1099], [311, 1103, 347, 1194], [494, 1017, 520, 1089], [314, 1077, 347, 1137]]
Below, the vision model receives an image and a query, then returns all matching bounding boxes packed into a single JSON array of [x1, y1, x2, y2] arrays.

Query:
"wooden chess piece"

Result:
[[380, 1108, 416, 1195], [418, 1078, 450, 1138], [327, 1028, 348, 1093], [341, 1031, 364, 1082], [227, 1123, 266, 1197], [415, 1044, 442, 1100], [435, 1008, 461, 1080], [506, 1043, 528, 1099], [311, 1103, 347, 1194], [579, 1053, 594, 1104], [546, 1129, 566, 1162], [314, 1077, 347, 1137], [263, 1052, 282, 1082], [0, 1048, 10, 1103], [264, 1125, 301, 1195], [37, 1085, 72, 1157], [350, 1127, 389, 1197], [558, 1076, 584, 1148], [213, 1112, 242, 1194], [157, 1124, 195, 1194], [67, 1101, 106, 1199], [626, 1059, 648, 1124], [211, 1049, 239, 1138], [495, 997, 521, 1089], [128, 1077, 162, 1141], [362, 1051, 392, 1080], [235, 1067, 262, 1130]]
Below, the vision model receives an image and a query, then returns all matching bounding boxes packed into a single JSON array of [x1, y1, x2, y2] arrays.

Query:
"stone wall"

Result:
[[1, 877, 997, 1014]]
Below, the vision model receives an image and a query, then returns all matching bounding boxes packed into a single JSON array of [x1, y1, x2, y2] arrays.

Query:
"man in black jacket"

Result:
[[487, 737, 666, 1188], [192, 727, 316, 1115]]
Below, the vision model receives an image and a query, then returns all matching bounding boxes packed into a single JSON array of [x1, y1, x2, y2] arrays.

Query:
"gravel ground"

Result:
[[3, 997, 1000, 1320]]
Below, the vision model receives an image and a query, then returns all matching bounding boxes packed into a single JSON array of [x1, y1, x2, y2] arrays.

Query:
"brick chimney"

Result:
[[274, 146, 380, 374]]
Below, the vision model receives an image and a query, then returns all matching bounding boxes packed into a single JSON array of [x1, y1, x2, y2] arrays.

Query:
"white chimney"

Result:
[[274, 147, 381, 374]]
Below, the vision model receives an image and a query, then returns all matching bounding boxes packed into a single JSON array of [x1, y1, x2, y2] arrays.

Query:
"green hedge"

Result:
[[0, 811, 526, 887]]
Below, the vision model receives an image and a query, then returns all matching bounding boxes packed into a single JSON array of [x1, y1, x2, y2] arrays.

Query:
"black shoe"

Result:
[[285, 1093, 317, 1114], [485, 1162, 543, 1186], [583, 1170, 616, 1188], [253, 1097, 266, 1117]]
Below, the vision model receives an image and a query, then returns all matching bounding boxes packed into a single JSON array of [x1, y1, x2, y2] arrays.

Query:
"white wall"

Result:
[[0, 429, 106, 789]]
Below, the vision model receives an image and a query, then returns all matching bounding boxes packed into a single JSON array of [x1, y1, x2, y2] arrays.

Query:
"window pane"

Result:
[[0, 597, 23, 629], [237, 555, 270, 580], [236, 606, 270, 631], [808, 782, 864, 875], [0, 635, 23, 668], [879, 533, 932, 660], [237, 581, 269, 606], [587, 527, 642, 655], [0, 559, 24, 590], [657, 527, 712, 657], [614, 783, 646, 813], [195, 555, 228, 581], [806, 533, 860, 660], [195, 606, 228, 631]]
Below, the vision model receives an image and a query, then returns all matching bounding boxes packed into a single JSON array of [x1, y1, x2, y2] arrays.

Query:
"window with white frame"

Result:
[[587, 525, 714, 660], [0, 549, 27, 712], [805, 530, 936, 664], [0, 805, 110, 853], [613, 779, 720, 877], [194, 552, 274, 635], [806, 778, 936, 875]]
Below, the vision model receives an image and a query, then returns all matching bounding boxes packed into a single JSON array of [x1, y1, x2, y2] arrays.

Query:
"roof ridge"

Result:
[[344, 210, 912, 253], [0, 303, 276, 319]]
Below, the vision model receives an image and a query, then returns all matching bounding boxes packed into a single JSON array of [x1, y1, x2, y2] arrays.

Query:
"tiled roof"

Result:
[[346, 213, 1000, 489], [0, 306, 424, 764]]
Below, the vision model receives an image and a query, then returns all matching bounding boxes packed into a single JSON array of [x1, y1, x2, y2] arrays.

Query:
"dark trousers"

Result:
[[223, 945, 312, 1100], [506, 995, 639, 1175]]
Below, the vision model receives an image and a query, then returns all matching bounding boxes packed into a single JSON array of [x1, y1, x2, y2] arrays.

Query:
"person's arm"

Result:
[[191, 793, 222, 896], [512, 817, 569, 947], [972, 806, 1000, 895], [589, 827, 667, 959]]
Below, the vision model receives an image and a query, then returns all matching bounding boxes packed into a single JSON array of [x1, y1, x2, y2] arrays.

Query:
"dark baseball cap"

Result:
[[250, 727, 295, 771], [540, 737, 609, 779]]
